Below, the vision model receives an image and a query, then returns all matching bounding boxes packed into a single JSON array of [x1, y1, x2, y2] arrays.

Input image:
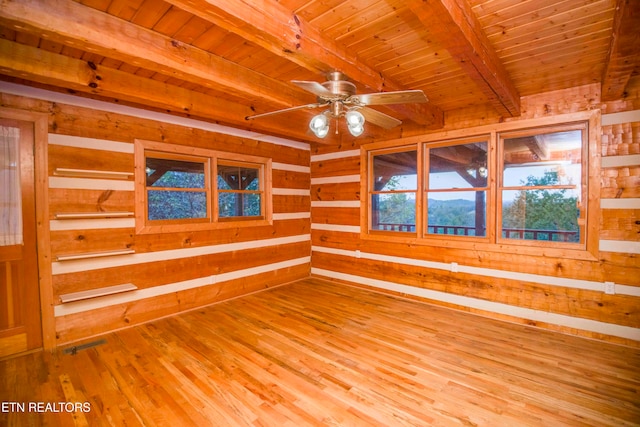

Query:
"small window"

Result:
[[368, 148, 417, 233], [135, 139, 272, 233], [425, 139, 489, 238], [217, 161, 264, 220]]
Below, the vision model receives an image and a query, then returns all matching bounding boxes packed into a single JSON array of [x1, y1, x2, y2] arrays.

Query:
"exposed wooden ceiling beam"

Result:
[[164, 0, 444, 128], [528, 136, 550, 161], [406, 0, 521, 118], [0, 38, 315, 142], [0, 0, 306, 111], [601, 0, 640, 102]]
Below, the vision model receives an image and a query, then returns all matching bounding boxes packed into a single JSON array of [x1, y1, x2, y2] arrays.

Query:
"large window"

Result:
[[362, 112, 596, 255], [136, 140, 271, 233]]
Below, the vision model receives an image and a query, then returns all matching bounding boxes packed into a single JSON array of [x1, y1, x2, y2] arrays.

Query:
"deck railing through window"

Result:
[[376, 223, 416, 232], [501, 228, 578, 242], [375, 223, 578, 242]]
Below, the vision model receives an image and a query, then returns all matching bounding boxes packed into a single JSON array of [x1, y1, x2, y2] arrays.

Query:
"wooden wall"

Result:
[[2, 79, 639, 349], [1, 84, 311, 348], [310, 82, 640, 347]]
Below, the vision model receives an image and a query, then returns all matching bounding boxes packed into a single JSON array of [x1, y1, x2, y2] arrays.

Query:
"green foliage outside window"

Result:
[[146, 158, 207, 221], [428, 199, 477, 228], [217, 164, 262, 218], [502, 171, 579, 242]]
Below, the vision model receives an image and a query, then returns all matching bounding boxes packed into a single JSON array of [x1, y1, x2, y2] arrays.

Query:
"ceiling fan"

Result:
[[245, 72, 429, 138]]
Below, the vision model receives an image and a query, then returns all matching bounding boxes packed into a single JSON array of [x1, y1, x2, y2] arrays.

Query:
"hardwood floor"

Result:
[[1, 278, 639, 426]]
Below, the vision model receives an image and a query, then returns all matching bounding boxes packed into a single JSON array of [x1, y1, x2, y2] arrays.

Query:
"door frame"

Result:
[[0, 107, 54, 351]]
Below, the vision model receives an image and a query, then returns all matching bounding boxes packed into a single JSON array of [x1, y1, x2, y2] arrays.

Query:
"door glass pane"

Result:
[[0, 125, 22, 246]]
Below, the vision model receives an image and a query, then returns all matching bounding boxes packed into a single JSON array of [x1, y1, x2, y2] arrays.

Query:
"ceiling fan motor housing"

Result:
[[321, 72, 357, 99]]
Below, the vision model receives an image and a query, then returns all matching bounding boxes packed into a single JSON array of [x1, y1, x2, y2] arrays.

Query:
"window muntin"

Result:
[[217, 162, 264, 219], [499, 126, 585, 245], [425, 140, 489, 238], [369, 149, 417, 233]]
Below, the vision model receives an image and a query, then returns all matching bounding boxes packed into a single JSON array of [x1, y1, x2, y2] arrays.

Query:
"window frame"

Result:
[[144, 150, 211, 225], [423, 136, 493, 243], [368, 145, 421, 236], [135, 139, 272, 234], [497, 122, 588, 249], [360, 110, 600, 260], [216, 158, 266, 222]]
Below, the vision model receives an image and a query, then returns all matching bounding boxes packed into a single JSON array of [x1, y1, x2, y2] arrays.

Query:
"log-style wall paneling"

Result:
[[54, 263, 311, 344], [599, 111, 640, 267], [310, 104, 640, 346], [55, 256, 311, 317], [45, 127, 310, 343], [1, 82, 311, 346], [2, 80, 639, 348], [51, 235, 310, 276]]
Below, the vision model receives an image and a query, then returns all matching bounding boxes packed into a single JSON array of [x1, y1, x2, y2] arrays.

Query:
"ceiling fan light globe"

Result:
[[348, 124, 364, 137], [314, 126, 330, 138], [309, 114, 328, 129], [309, 114, 329, 137], [346, 110, 365, 136], [309, 114, 329, 138], [345, 110, 365, 126]]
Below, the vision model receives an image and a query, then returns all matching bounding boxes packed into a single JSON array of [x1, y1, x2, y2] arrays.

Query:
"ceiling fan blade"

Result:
[[245, 103, 326, 120], [351, 90, 428, 106], [291, 80, 334, 98], [359, 107, 402, 129]]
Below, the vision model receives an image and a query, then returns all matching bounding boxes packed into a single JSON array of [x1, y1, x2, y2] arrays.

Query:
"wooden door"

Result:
[[0, 118, 41, 358]]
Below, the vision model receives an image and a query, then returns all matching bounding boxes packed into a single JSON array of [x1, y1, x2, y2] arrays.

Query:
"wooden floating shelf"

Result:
[[56, 249, 135, 262], [59, 283, 138, 303], [55, 212, 134, 219], [54, 168, 133, 180]]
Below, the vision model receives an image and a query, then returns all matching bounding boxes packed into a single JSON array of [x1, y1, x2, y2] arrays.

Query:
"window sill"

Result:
[[361, 230, 598, 261], [137, 218, 273, 234]]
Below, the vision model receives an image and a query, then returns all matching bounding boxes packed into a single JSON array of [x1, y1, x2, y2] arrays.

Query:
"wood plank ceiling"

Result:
[[0, 0, 638, 144]]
